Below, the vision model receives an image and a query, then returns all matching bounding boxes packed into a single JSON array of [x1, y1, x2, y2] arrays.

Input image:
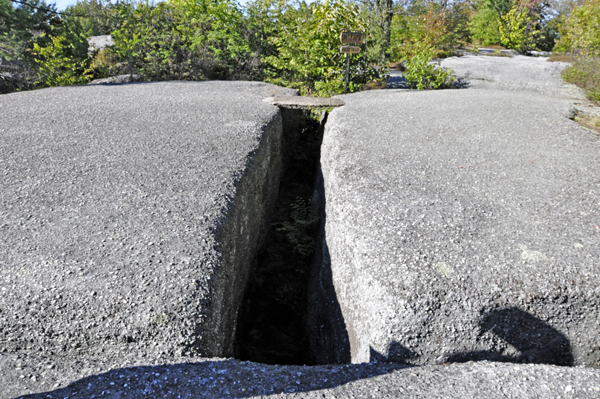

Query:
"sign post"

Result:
[[340, 32, 364, 94]]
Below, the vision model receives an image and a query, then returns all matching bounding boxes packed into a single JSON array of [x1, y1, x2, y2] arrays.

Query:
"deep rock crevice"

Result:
[[235, 108, 327, 365]]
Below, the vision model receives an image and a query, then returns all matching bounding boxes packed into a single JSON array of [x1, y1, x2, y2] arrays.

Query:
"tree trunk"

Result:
[[375, 0, 394, 58]]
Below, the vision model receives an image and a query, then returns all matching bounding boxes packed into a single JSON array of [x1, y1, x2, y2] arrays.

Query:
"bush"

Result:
[[106, 0, 252, 82], [66, 0, 135, 37], [469, 8, 502, 45], [498, 5, 537, 53], [390, 0, 471, 61], [33, 33, 92, 86], [1, 0, 59, 92], [554, 0, 600, 56], [31, 19, 93, 87], [562, 57, 600, 103], [403, 44, 456, 90], [265, 0, 384, 96]]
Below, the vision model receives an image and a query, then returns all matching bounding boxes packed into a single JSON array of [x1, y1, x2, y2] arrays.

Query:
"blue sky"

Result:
[[53, 0, 76, 10]]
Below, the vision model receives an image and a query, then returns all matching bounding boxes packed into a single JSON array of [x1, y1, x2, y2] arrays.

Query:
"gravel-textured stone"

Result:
[[3, 57, 600, 399], [0, 81, 296, 365], [312, 56, 600, 367], [3, 354, 599, 398], [440, 54, 577, 97], [264, 96, 345, 109], [87, 74, 142, 85]]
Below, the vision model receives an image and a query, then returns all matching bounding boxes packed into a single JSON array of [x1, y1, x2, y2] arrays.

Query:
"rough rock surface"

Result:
[[0, 81, 296, 367], [3, 58, 600, 398], [87, 35, 114, 52], [264, 95, 345, 109], [312, 56, 600, 367], [87, 74, 142, 85], [440, 54, 577, 97], [3, 354, 600, 398]]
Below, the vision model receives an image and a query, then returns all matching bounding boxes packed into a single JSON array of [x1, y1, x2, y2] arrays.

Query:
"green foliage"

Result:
[[535, 15, 559, 51], [361, 0, 394, 62], [265, 0, 384, 96], [65, 0, 135, 37], [107, 0, 253, 81], [403, 43, 456, 90], [275, 197, 319, 257], [469, 7, 502, 45], [499, 5, 537, 52], [32, 26, 93, 87], [169, 0, 249, 63], [240, 0, 284, 79], [0, 0, 58, 50], [0, 0, 61, 92], [555, 0, 600, 105], [390, 0, 471, 61], [554, 0, 600, 56], [562, 57, 600, 103], [469, 0, 554, 50]]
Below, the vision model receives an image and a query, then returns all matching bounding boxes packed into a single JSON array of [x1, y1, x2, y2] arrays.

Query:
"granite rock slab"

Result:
[[313, 80, 600, 366], [3, 354, 600, 398], [440, 54, 581, 98], [0, 81, 296, 365]]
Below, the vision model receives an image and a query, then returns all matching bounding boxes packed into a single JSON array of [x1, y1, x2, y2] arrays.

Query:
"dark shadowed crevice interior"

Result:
[[235, 109, 326, 365]]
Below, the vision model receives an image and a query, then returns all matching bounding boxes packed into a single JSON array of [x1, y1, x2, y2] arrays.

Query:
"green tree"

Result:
[[0, 0, 60, 92], [499, 4, 537, 51], [107, 0, 252, 81], [65, 0, 135, 37], [469, 7, 502, 45], [265, 0, 383, 96], [403, 42, 455, 89], [554, 0, 600, 56], [240, 0, 284, 79], [362, 0, 394, 61], [390, 0, 471, 61], [32, 30, 92, 86]]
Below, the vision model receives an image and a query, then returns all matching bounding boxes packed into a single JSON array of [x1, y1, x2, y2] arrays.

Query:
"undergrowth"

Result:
[[403, 45, 456, 90], [547, 54, 576, 63], [562, 57, 600, 103]]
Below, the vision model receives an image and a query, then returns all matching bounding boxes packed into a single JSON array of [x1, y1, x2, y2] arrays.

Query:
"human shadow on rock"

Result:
[[447, 307, 573, 366], [370, 341, 418, 364], [17, 358, 410, 398]]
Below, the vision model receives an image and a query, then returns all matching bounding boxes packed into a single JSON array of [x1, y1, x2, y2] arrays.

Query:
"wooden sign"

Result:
[[340, 45, 361, 54], [340, 32, 364, 45]]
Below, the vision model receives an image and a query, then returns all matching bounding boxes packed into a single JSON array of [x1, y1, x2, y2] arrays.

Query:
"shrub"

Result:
[[66, 0, 135, 37], [0, 0, 59, 92], [107, 0, 252, 82], [469, 8, 502, 45], [390, 0, 471, 61], [265, 0, 384, 96], [498, 5, 537, 53], [31, 20, 93, 87], [403, 44, 456, 90], [554, 0, 600, 56], [562, 57, 600, 103]]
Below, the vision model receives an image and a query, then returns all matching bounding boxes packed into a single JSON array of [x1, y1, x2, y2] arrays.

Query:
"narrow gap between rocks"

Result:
[[235, 109, 326, 366]]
